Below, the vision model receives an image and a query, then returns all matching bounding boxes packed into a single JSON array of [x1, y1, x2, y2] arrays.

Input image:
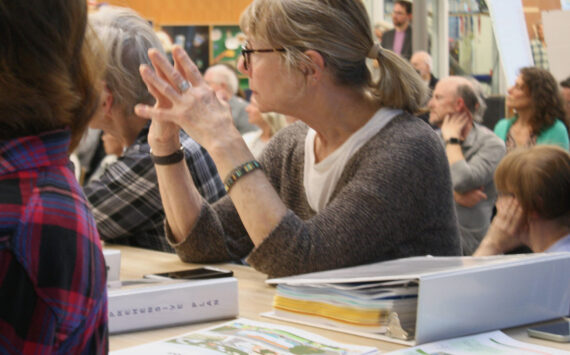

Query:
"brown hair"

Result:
[[519, 67, 568, 135], [0, 0, 103, 151], [494, 146, 570, 223], [239, 0, 427, 114], [395, 0, 412, 15]]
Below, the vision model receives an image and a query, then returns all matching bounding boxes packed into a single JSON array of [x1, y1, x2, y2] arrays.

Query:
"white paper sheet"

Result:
[[385, 330, 569, 355]]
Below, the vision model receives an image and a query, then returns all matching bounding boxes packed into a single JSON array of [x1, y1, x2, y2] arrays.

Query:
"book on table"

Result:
[[108, 269, 238, 334], [111, 318, 380, 355], [264, 253, 570, 346]]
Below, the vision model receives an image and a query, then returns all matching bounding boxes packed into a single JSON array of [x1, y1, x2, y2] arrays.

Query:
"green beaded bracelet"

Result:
[[224, 160, 262, 192]]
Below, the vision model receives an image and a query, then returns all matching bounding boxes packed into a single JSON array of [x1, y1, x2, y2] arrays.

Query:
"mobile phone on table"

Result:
[[144, 266, 233, 281], [527, 319, 570, 343]]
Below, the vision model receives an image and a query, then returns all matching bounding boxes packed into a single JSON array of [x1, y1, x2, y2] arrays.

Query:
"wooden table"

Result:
[[107, 245, 569, 353]]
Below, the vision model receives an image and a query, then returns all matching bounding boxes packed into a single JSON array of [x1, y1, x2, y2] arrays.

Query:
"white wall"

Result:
[[543, 10, 570, 81], [487, 0, 534, 87]]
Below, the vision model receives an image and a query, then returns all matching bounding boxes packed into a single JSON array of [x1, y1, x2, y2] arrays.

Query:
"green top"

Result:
[[493, 117, 569, 150]]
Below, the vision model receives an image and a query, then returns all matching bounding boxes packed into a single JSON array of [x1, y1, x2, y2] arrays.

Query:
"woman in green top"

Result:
[[494, 67, 569, 151]]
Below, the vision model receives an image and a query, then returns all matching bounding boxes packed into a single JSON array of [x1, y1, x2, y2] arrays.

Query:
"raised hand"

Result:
[[474, 195, 527, 256], [135, 46, 235, 154], [441, 111, 470, 141]]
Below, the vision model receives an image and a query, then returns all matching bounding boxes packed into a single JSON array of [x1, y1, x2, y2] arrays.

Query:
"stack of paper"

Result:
[[273, 280, 418, 334], [111, 318, 379, 355]]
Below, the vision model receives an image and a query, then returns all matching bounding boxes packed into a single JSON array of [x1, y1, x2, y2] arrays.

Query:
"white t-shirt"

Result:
[[243, 129, 266, 159], [303, 108, 402, 212]]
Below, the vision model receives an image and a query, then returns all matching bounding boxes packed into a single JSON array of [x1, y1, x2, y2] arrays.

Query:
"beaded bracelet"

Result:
[[224, 160, 262, 192]]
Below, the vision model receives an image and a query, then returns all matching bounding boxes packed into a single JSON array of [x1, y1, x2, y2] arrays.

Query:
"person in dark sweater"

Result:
[[135, 0, 461, 277], [381, 0, 413, 60]]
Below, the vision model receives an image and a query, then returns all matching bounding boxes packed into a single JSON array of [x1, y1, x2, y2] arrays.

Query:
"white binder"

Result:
[[265, 253, 570, 345]]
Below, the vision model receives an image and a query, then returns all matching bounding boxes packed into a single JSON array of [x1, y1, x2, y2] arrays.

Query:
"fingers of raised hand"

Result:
[[148, 49, 190, 95], [139, 64, 182, 104], [510, 200, 524, 222], [134, 103, 176, 124], [172, 46, 204, 88], [137, 65, 170, 108]]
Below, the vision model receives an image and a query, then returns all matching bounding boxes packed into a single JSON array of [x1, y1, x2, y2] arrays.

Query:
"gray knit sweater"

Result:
[[168, 113, 461, 277]]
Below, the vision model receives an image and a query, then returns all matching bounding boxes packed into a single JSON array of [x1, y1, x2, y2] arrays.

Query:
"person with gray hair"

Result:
[[428, 76, 506, 254], [204, 64, 257, 134], [84, 6, 225, 252], [135, 0, 460, 277], [410, 51, 438, 91]]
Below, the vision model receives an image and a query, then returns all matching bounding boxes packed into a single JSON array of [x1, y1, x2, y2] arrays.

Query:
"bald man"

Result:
[[204, 64, 257, 134], [411, 51, 438, 91], [428, 76, 506, 255]]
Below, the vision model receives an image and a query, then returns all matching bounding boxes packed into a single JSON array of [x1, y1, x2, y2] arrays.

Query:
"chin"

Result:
[[428, 116, 440, 126], [256, 102, 272, 114]]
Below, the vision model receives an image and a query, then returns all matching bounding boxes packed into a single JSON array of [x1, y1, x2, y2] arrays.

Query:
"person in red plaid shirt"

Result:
[[0, 0, 108, 353]]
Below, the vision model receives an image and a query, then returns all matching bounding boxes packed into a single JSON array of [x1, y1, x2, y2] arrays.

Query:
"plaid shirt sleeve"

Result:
[[84, 130, 225, 252], [0, 130, 108, 354], [530, 39, 550, 70]]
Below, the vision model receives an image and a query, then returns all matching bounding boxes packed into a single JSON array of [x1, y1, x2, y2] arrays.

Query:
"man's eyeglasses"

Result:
[[241, 44, 286, 70]]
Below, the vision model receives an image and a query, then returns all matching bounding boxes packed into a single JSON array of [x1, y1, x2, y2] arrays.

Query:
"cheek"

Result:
[[431, 100, 445, 112], [89, 108, 105, 128]]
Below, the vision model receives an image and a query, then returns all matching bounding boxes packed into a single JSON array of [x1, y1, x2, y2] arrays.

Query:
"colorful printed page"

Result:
[[111, 318, 379, 355], [385, 330, 568, 355]]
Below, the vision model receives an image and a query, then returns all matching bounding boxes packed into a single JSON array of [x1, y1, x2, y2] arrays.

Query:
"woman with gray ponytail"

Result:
[[136, 0, 461, 277]]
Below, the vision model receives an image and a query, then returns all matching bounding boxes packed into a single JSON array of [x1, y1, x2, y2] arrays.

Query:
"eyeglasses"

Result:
[[241, 44, 286, 70]]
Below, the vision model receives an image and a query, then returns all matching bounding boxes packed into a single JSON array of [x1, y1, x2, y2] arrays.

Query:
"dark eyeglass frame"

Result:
[[241, 44, 286, 70]]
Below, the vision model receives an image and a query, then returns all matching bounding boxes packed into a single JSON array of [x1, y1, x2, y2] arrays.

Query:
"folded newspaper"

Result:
[[111, 318, 379, 355]]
